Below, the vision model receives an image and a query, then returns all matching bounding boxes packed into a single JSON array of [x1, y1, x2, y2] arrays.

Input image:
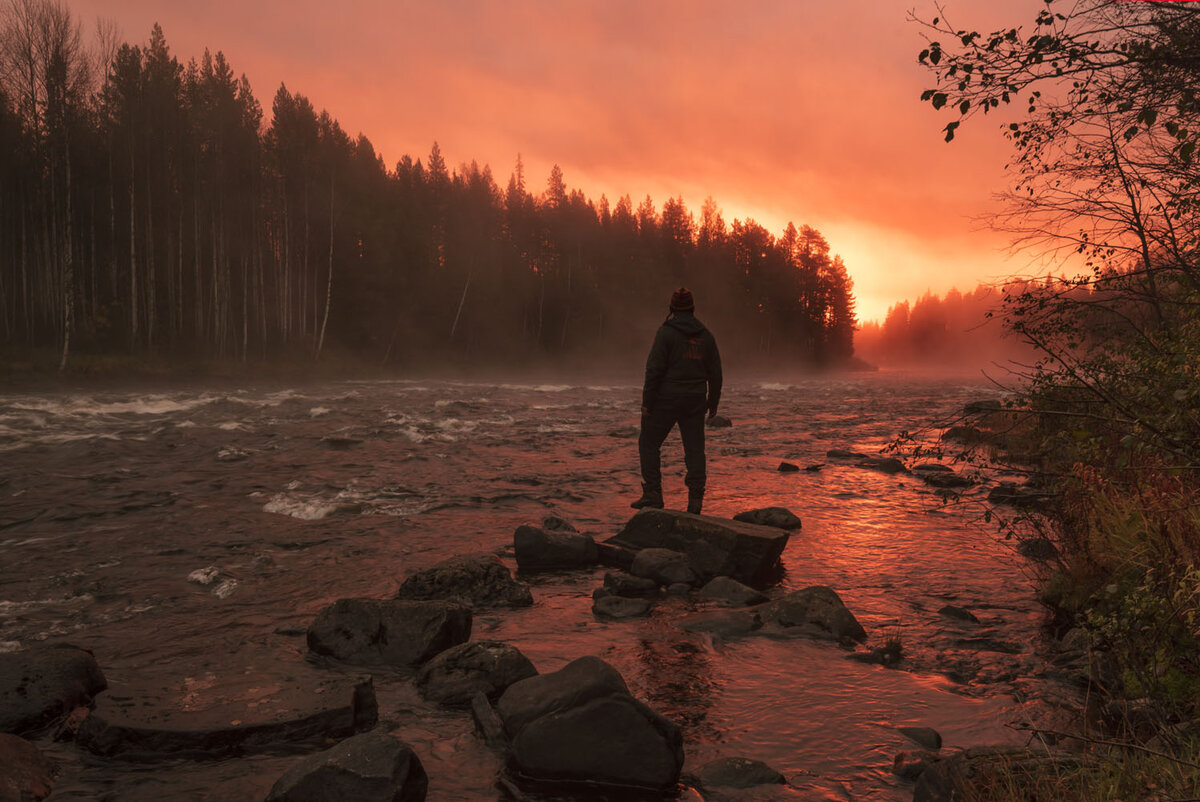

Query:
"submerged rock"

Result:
[[676, 608, 763, 639], [395, 554, 533, 608], [732, 506, 802, 530], [265, 730, 427, 802], [495, 656, 684, 793], [415, 641, 537, 707], [0, 734, 54, 801], [76, 678, 378, 759], [757, 586, 867, 644], [697, 576, 768, 607], [513, 524, 598, 572], [308, 599, 471, 667], [607, 508, 790, 587], [938, 605, 980, 624], [692, 756, 787, 789], [0, 644, 107, 735], [593, 596, 653, 620]]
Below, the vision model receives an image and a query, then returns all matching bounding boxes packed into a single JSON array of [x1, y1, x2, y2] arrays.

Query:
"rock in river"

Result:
[[607, 508, 790, 587], [308, 599, 471, 667], [0, 644, 107, 735], [0, 733, 54, 801], [696, 576, 768, 607], [692, 756, 787, 789], [593, 596, 653, 620], [513, 524, 598, 572], [758, 586, 867, 644], [732, 506, 802, 530], [265, 730, 427, 802], [495, 656, 684, 793], [75, 677, 378, 759], [415, 641, 537, 707], [395, 554, 532, 608], [630, 548, 700, 587]]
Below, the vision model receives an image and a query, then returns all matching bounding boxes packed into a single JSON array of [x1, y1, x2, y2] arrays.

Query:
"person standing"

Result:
[[632, 287, 723, 514]]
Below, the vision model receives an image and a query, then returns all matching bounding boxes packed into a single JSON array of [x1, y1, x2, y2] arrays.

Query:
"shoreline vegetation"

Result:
[[910, 1, 1200, 799]]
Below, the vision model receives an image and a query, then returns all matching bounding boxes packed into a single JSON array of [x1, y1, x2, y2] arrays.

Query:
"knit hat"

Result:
[[669, 287, 695, 312]]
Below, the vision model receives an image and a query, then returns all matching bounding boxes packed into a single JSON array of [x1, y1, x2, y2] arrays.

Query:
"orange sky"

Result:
[[67, 0, 1049, 322]]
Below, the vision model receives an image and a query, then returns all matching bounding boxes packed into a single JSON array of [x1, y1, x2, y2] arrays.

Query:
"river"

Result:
[[0, 371, 1074, 800]]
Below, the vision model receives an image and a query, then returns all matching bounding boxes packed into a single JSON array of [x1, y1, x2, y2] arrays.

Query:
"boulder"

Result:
[[777, 462, 800, 472], [76, 678, 377, 759], [513, 524, 598, 572], [0, 644, 107, 735], [899, 726, 943, 750], [602, 571, 660, 598], [693, 756, 787, 789], [541, 516, 577, 533], [607, 508, 790, 587], [0, 734, 54, 801], [757, 586, 867, 644], [265, 730, 427, 802], [732, 507, 802, 530], [308, 599, 471, 667], [415, 641, 537, 707], [697, 577, 768, 607], [495, 656, 683, 792], [706, 415, 733, 428], [395, 554, 532, 608], [855, 456, 908, 474], [630, 548, 700, 587], [593, 596, 653, 620], [595, 542, 635, 571]]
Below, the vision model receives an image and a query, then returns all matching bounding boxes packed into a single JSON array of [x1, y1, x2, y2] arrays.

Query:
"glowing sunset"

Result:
[[64, 0, 1039, 323]]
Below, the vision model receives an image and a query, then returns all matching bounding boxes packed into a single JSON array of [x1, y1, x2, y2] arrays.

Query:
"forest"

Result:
[[0, 0, 858, 374]]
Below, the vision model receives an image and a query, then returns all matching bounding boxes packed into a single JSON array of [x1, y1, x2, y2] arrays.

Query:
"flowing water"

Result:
[[0, 372, 1075, 800]]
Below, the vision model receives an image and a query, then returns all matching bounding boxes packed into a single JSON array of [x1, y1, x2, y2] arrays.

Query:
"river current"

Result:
[[0, 371, 1074, 800]]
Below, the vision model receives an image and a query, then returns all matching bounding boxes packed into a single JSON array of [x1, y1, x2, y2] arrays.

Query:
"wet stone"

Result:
[[898, 726, 943, 751], [75, 678, 378, 760], [938, 605, 980, 624], [395, 554, 533, 608], [513, 524, 598, 572], [0, 644, 107, 735], [777, 462, 800, 472], [593, 596, 652, 620], [855, 456, 908, 474], [693, 756, 787, 789], [307, 599, 471, 668], [264, 730, 427, 802], [757, 586, 867, 644], [630, 548, 700, 587], [697, 576, 768, 607], [732, 506, 802, 531], [415, 641, 537, 707], [603, 571, 660, 598], [495, 656, 684, 793], [894, 749, 941, 781], [608, 508, 790, 587], [0, 734, 54, 801]]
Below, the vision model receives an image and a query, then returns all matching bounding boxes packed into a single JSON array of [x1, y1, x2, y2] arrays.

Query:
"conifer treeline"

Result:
[[0, 3, 858, 370]]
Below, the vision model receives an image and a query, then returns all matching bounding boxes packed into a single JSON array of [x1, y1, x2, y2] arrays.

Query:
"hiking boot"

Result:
[[630, 485, 664, 509], [686, 492, 703, 515]]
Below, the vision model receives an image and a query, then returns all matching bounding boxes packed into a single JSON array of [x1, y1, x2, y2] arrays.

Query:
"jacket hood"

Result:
[[665, 312, 707, 336]]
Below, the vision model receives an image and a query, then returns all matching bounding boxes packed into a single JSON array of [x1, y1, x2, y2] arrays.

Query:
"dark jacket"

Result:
[[641, 311, 722, 414]]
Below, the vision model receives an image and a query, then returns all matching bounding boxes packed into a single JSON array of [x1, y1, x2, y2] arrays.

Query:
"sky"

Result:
[[66, 0, 1049, 323]]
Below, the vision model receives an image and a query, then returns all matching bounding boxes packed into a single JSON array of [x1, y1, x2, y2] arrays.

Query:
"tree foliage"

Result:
[[0, 1, 859, 371]]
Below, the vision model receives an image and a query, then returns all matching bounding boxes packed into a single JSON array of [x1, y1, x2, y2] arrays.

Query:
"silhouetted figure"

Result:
[[632, 288, 723, 514]]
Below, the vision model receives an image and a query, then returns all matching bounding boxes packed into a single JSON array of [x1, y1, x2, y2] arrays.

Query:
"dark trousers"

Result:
[[638, 394, 707, 494]]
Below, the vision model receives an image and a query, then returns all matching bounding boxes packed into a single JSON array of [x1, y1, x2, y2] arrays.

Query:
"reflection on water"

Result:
[[0, 372, 1069, 800]]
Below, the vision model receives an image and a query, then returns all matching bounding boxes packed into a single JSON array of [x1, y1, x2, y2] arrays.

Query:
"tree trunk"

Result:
[[315, 175, 334, 360]]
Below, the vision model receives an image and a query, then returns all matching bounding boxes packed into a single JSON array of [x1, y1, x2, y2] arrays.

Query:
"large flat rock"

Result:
[[606, 509, 789, 587], [0, 644, 107, 735], [75, 677, 377, 759]]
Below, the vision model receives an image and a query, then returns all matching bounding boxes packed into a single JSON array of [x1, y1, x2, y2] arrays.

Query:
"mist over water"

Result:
[[0, 372, 1073, 800]]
